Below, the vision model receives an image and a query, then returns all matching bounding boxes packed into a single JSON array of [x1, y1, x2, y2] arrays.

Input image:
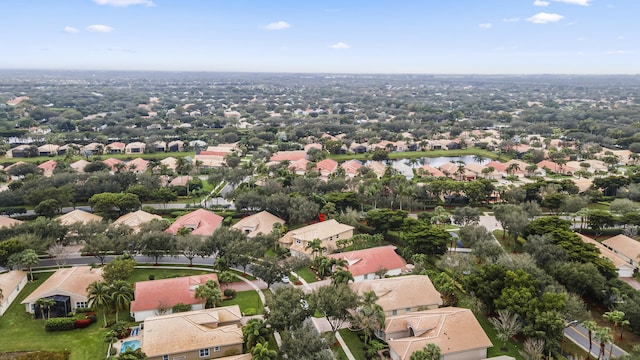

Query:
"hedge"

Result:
[[45, 317, 76, 332], [74, 318, 92, 328]]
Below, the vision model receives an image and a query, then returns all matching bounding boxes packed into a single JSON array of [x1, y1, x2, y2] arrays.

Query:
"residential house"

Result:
[[165, 209, 224, 237], [37, 144, 60, 156], [130, 274, 219, 321], [304, 143, 323, 152], [125, 142, 146, 154], [316, 158, 339, 179], [327, 246, 407, 282], [6, 145, 31, 158], [602, 234, 640, 268], [82, 142, 103, 156], [439, 162, 476, 181], [140, 306, 246, 360], [160, 157, 178, 172], [288, 158, 309, 175], [577, 234, 635, 278], [169, 175, 193, 187], [103, 157, 124, 172], [70, 159, 89, 173], [127, 158, 149, 173], [340, 159, 363, 178], [58, 143, 80, 155], [153, 141, 167, 152], [381, 307, 492, 360], [416, 164, 446, 178], [280, 219, 354, 258], [37, 159, 57, 176], [105, 142, 126, 154], [21, 266, 103, 318], [0, 270, 28, 316], [366, 161, 388, 179], [57, 209, 103, 226], [232, 211, 285, 238], [270, 150, 307, 162], [114, 210, 164, 233], [350, 275, 442, 316], [168, 140, 185, 152], [350, 142, 368, 154], [0, 215, 23, 229]]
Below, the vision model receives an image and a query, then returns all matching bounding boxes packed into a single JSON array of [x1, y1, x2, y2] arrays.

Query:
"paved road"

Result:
[[564, 323, 628, 360]]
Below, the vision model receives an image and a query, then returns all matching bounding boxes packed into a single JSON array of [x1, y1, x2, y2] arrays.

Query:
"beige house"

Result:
[[114, 210, 164, 233], [0, 215, 23, 229], [602, 234, 640, 268], [381, 307, 492, 360], [577, 234, 635, 278], [125, 142, 146, 154], [141, 306, 244, 360], [0, 270, 28, 316], [21, 266, 103, 317], [280, 219, 354, 258], [232, 211, 284, 238], [350, 275, 442, 316], [57, 209, 103, 226]]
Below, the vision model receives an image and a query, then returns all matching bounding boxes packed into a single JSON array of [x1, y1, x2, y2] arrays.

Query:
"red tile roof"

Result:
[[165, 209, 224, 236], [38, 159, 58, 172], [327, 246, 407, 277], [269, 150, 307, 162], [130, 274, 218, 312]]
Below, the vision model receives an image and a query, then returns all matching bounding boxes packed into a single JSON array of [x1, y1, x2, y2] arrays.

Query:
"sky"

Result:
[[0, 0, 638, 74]]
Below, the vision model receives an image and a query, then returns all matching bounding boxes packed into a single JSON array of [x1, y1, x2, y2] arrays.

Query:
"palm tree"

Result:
[[353, 290, 385, 346], [489, 309, 522, 351], [110, 280, 134, 322], [330, 269, 354, 286], [431, 206, 450, 228], [243, 319, 271, 351], [251, 342, 278, 360], [473, 155, 487, 164], [305, 239, 326, 259], [506, 163, 520, 176], [87, 281, 112, 327], [20, 249, 40, 282], [35, 297, 55, 320], [582, 320, 598, 360], [594, 326, 613, 360], [195, 280, 222, 309]]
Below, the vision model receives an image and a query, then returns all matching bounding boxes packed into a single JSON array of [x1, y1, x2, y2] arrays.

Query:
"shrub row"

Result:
[[45, 318, 76, 332]]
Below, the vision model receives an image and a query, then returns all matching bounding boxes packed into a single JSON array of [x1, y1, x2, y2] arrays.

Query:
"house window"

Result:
[[363, 274, 368, 280], [296, 239, 301, 244], [75, 301, 87, 308], [392, 310, 398, 316], [162, 356, 169, 360], [406, 308, 411, 312], [336, 234, 340, 239], [199, 348, 210, 357], [213, 346, 220, 352]]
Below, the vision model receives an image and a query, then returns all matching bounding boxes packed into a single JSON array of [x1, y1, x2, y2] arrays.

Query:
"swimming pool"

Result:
[[121, 339, 140, 353]]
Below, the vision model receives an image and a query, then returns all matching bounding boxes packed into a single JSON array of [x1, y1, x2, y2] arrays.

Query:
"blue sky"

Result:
[[0, 0, 637, 74]]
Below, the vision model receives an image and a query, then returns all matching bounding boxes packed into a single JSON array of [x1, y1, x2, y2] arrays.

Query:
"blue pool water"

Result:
[[121, 340, 140, 352]]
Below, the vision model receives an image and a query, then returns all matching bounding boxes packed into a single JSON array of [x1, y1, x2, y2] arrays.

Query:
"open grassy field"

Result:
[[127, 267, 211, 283], [221, 290, 263, 315]]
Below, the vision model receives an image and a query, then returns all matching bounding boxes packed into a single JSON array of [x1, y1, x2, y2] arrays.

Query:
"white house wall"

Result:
[[1, 274, 27, 316]]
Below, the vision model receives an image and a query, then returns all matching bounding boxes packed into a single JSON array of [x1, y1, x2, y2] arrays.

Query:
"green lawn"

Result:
[[221, 290, 263, 314], [0, 272, 109, 360], [338, 329, 367, 360], [127, 268, 212, 283], [295, 267, 318, 283]]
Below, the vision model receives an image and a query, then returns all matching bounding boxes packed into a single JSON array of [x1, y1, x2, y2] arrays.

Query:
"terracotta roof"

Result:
[[304, 143, 323, 152], [418, 165, 446, 177], [340, 159, 363, 175], [103, 157, 123, 170], [70, 159, 89, 173], [114, 210, 163, 232], [22, 266, 103, 305], [141, 306, 242, 358], [37, 159, 58, 173], [0, 215, 23, 229], [106, 142, 126, 150], [289, 158, 309, 172], [350, 275, 442, 312], [602, 234, 640, 262], [316, 158, 339, 173], [165, 209, 224, 236], [232, 211, 285, 238], [269, 150, 307, 162], [57, 209, 103, 226], [484, 161, 508, 173], [385, 307, 492, 359], [327, 246, 407, 277], [126, 158, 148, 172], [130, 274, 218, 312], [160, 157, 177, 170]]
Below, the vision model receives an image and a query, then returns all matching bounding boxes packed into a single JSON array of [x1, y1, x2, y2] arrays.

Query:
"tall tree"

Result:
[[243, 319, 272, 351], [310, 284, 360, 335], [352, 290, 385, 346], [110, 280, 133, 322], [489, 309, 523, 351], [194, 280, 222, 309], [87, 281, 112, 327], [265, 286, 311, 332], [20, 249, 40, 282]]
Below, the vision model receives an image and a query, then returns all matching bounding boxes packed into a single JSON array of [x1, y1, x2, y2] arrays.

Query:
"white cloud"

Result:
[[526, 12, 565, 24], [64, 26, 79, 33], [479, 23, 492, 29], [264, 21, 291, 30], [551, 0, 590, 5], [86, 24, 114, 32], [503, 17, 520, 22], [329, 42, 350, 49], [534, 0, 550, 6], [93, 0, 154, 6]]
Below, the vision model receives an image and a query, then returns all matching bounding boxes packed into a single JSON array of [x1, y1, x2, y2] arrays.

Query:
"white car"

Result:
[[281, 275, 290, 283]]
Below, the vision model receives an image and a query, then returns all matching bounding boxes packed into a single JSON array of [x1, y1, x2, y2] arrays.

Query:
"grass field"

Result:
[[0, 272, 109, 360], [127, 267, 211, 283], [295, 267, 318, 283], [221, 290, 263, 314], [338, 329, 367, 360]]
